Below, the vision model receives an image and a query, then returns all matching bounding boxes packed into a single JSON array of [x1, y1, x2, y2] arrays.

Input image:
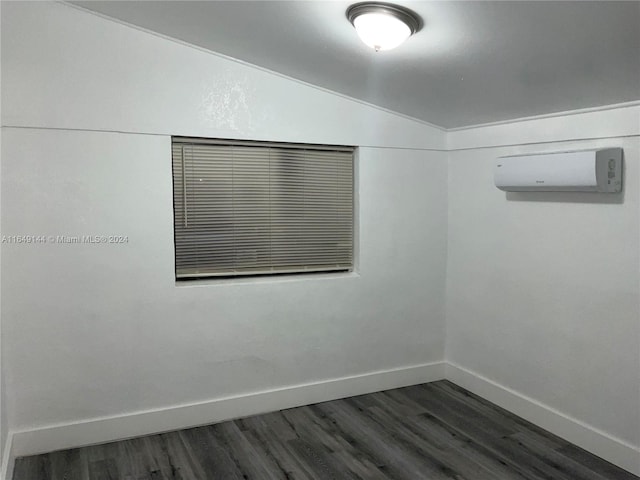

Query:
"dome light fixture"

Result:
[[347, 2, 421, 52]]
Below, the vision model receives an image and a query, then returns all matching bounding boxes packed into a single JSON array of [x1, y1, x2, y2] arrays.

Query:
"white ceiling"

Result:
[[71, 1, 640, 129]]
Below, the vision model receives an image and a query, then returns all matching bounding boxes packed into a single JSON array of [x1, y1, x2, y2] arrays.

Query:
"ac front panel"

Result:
[[495, 148, 623, 193]]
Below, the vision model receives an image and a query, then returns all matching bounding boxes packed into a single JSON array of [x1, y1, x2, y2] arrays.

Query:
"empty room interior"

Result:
[[1, 1, 639, 479]]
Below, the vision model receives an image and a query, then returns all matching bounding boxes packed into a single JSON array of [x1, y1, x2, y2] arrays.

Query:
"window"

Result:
[[172, 137, 354, 279]]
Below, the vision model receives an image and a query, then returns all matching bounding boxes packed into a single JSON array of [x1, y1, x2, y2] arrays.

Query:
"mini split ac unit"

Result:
[[494, 148, 623, 193]]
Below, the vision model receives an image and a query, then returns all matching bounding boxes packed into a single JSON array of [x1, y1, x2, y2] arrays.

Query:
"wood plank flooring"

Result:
[[13, 380, 638, 480]]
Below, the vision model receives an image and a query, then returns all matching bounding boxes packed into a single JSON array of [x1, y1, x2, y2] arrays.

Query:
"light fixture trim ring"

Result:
[[346, 2, 421, 35]]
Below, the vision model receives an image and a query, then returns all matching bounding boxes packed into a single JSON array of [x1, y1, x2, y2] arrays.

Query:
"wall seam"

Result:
[[0, 126, 447, 153]]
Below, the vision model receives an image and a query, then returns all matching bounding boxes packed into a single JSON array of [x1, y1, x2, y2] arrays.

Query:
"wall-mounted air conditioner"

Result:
[[494, 148, 623, 193]]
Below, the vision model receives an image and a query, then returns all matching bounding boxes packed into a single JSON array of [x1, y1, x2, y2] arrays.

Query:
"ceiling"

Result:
[[71, 1, 640, 129]]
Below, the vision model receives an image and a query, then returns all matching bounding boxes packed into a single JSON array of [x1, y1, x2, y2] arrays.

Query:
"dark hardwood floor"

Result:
[[14, 380, 638, 480]]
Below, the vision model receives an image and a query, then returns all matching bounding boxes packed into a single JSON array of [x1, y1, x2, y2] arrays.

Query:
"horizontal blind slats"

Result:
[[172, 140, 354, 278]]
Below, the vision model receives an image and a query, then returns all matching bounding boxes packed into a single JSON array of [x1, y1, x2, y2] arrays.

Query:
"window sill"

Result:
[[175, 270, 360, 288]]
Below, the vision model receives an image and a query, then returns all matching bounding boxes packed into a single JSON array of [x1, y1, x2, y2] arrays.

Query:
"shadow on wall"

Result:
[[505, 191, 624, 204]]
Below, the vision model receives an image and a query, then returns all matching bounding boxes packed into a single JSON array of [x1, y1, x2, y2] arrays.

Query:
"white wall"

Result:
[[0, 0, 447, 456], [446, 106, 640, 473], [0, 0, 7, 470]]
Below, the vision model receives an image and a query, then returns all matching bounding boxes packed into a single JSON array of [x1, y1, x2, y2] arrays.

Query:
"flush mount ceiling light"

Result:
[[347, 2, 421, 52]]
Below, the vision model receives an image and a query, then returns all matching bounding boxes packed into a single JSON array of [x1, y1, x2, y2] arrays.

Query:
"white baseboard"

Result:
[[445, 362, 640, 477], [10, 361, 446, 460], [1, 433, 14, 480]]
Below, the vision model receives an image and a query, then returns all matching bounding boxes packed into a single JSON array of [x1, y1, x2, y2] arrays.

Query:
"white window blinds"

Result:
[[172, 138, 354, 278]]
